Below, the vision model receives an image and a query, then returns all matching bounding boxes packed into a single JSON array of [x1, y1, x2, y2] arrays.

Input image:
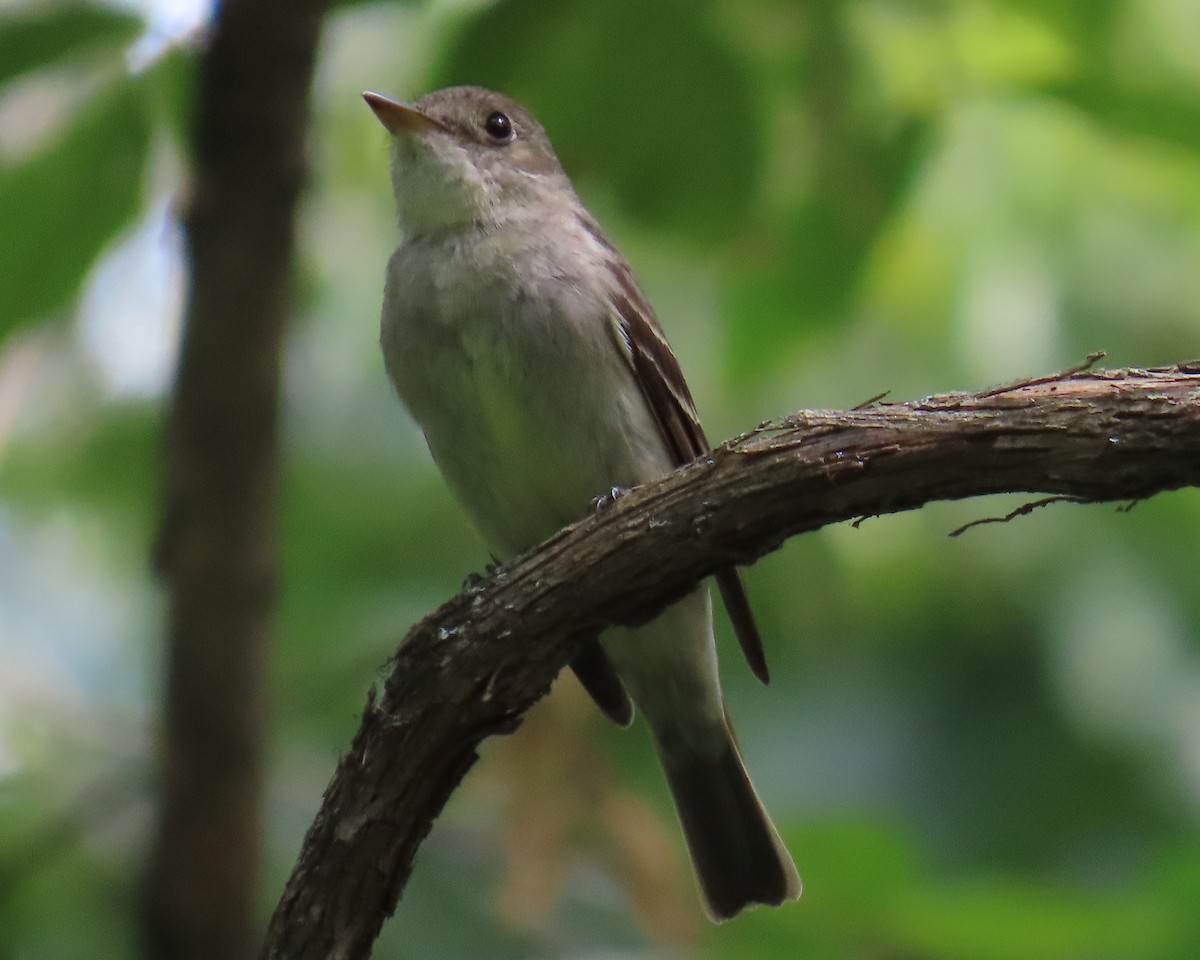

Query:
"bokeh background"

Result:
[[3, 0, 1200, 957]]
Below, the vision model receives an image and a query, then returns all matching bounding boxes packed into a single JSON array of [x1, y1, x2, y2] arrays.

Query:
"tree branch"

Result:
[[261, 363, 1200, 960]]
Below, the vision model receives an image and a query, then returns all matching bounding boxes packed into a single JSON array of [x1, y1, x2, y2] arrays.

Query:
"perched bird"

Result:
[[365, 85, 800, 921]]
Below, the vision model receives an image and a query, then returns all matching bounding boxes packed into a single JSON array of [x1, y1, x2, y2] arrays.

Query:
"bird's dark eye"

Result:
[[483, 111, 513, 141]]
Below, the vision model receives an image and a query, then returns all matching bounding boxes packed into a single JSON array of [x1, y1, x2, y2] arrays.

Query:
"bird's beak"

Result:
[[363, 92, 445, 136]]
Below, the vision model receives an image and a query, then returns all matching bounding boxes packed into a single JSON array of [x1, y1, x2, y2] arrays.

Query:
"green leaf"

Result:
[[435, 0, 764, 244], [139, 42, 197, 154], [896, 879, 1181, 960], [724, 115, 932, 380], [1048, 79, 1200, 157], [993, 0, 1123, 51], [0, 3, 142, 88], [0, 78, 150, 339]]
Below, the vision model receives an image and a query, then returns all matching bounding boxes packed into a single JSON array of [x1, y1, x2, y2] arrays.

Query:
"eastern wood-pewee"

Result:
[[365, 85, 800, 921]]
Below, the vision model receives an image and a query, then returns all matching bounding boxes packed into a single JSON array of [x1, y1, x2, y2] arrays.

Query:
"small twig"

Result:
[[978, 352, 1107, 398], [948, 495, 1085, 537], [1062, 350, 1107, 376], [852, 390, 891, 410]]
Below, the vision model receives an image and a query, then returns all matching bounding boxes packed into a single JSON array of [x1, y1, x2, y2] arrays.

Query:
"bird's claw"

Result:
[[461, 559, 501, 592], [591, 485, 629, 513]]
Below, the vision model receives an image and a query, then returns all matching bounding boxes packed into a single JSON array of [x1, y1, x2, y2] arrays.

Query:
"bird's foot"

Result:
[[461, 558, 502, 592], [591, 485, 630, 513]]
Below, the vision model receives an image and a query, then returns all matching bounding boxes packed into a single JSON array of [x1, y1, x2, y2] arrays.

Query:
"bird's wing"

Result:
[[570, 639, 634, 726], [601, 250, 770, 684]]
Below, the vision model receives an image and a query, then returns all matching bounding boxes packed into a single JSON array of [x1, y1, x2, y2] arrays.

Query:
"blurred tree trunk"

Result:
[[147, 1, 327, 958]]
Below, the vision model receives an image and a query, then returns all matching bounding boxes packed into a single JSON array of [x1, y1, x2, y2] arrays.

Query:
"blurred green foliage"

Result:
[[2, 0, 1200, 958], [440, 0, 764, 243], [0, 3, 140, 87], [0, 57, 149, 339]]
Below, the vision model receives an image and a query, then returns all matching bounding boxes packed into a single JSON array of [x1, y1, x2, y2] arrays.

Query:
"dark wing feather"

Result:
[[570, 639, 634, 727], [714, 571, 768, 683], [595, 234, 769, 684]]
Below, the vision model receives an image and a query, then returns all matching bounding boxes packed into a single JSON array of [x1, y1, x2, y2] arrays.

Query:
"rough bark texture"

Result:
[[261, 363, 1200, 960], [147, 1, 327, 958]]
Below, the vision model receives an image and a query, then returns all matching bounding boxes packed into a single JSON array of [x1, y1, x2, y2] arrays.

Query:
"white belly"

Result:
[[382, 246, 672, 558]]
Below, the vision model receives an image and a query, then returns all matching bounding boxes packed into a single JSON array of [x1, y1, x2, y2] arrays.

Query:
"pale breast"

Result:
[[381, 231, 673, 558]]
